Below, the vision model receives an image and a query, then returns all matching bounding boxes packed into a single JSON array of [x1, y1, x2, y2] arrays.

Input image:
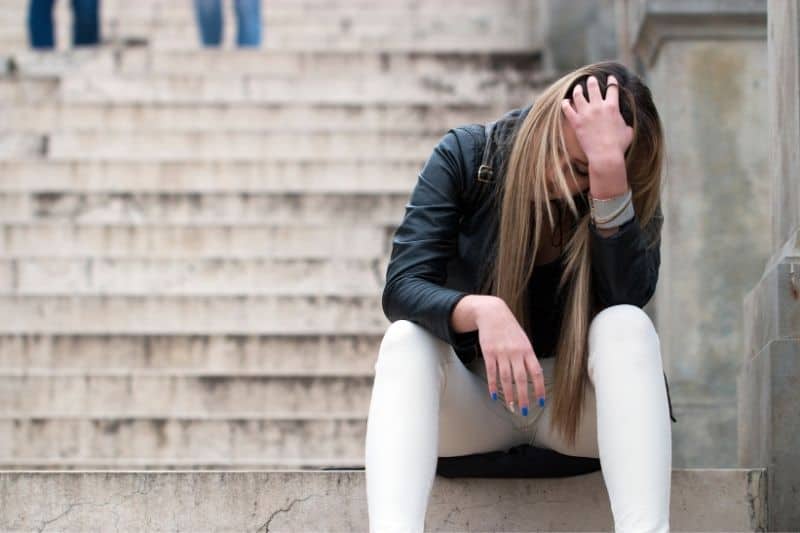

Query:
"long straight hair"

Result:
[[481, 61, 665, 447]]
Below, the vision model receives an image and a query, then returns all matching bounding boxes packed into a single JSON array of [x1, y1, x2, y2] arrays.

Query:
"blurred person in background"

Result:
[[27, 0, 101, 49], [193, 0, 262, 48]]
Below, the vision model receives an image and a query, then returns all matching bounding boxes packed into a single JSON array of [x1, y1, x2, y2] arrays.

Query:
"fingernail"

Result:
[[508, 401, 515, 413], [491, 391, 497, 401], [539, 397, 545, 407], [521, 406, 528, 416]]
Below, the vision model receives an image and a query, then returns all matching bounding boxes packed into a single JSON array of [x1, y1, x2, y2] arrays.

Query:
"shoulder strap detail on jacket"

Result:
[[477, 120, 497, 184]]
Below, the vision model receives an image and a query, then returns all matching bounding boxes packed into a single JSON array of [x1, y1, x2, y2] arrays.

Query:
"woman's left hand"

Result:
[[560, 74, 633, 164]]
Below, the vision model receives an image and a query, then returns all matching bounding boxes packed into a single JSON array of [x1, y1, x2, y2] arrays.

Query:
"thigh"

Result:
[[529, 358, 600, 459], [436, 349, 530, 457]]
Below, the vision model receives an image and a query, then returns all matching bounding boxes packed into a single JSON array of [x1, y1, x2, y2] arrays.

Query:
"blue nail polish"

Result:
[[491, 391, 497, 401], [521, 406, 528, 416], [539, 397, 545, 407]]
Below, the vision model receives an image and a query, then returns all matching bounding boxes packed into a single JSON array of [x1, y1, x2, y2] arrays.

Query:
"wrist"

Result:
[[471, 295, 505, 329], [588, 152, 628, 199]]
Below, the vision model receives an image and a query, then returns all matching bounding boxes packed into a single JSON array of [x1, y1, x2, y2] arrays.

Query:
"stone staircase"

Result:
[[0, 0, 767, 530]]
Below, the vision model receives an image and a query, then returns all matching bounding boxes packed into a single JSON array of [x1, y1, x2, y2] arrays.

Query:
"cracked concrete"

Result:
[[255, 493, 319, 532], [0, 469, 767, 531]]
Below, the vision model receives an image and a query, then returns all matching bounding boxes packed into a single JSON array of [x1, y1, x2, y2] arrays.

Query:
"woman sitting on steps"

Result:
[[365, 60, 675, 533]]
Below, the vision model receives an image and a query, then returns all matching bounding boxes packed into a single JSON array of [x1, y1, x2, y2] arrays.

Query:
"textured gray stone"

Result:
[[737, 0, 800, 530], [0, 469, 767, 532], [630, 4, 770, 468]]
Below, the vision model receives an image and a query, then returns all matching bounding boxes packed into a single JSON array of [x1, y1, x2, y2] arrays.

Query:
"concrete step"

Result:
[[145, 32, 540, 53], [0, 32, 537, 56], [0, 334, 381, 374], [0, 469, 768, 531], [0, 257, 388, 295], [0, 0, 539, 26], [0, 457, 359, 470], [0, 372, 373, 416], [0, 0, 544, 54], [0, 102, 500, 133], [0, 414, 367, 462], [0, 294, 387, 334], [0, 222, 387, 258], [2, 131, 441, 160], [113, 48, 541, 75], [3, 47, 544, 79], [0, 191, 408, 224], [0, 79, 59, 104], [0, 160, 421, 193], [57, 74, 541, 106]]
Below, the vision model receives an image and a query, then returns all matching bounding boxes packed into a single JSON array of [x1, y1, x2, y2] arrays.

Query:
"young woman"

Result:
[[366, 61, 674, 532]]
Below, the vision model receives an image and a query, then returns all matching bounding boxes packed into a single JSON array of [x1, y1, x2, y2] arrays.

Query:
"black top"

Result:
[[526, 254, 568, 359]]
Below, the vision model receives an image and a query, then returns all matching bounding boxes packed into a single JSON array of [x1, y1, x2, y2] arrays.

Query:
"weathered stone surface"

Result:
[[736, 0, 800, 529], [0, 416, 368, 464], [0, 191, 410, 224], [0, 373, 375, 416], [0, 257, 388, 295], [0, 469, 767, 531], [0, 333, 380, 378], [0, 102, 503, 133], [0, 160, 423, 193], [639, 36, 770, 467], [1, 224, 385, 258], [0, 294, 387, 334]]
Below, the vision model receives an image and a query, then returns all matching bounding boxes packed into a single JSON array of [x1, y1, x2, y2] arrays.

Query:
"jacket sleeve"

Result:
[[589, 201, 664, 309], [381, 128, 478, 347]]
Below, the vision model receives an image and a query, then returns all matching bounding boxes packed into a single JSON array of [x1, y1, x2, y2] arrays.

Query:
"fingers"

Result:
[[485, 357, 498, 401], [523, 352, 546, 408], [586, 75, 602, 104], [498, 357, 515, 412], [605, 74, 620, 107], [572, 83, 589, 113], [561, 98, 578, 124], [512, 357, 530, 416]]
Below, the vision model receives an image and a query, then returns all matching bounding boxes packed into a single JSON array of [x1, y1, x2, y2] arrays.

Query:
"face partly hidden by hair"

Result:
[[547, 107, 591, 201]]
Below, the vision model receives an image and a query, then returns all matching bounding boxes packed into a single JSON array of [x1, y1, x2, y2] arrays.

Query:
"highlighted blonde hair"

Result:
[[481, 60, 665, 446]]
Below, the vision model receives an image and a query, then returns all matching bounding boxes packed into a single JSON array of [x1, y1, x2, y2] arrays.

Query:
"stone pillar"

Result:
[[738, 1, 800, 529], [544, 0, 619, 73], [626, 0, 770, 467]]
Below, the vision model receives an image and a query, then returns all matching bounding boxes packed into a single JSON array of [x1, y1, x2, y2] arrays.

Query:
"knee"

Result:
[[588, 304, 661, 375], [375, 320, 450, 378]]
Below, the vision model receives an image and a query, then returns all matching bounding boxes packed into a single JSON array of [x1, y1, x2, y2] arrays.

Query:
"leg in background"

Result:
[[71, 0, 100, 46], [193, 0, 224, 47], [28, 0, 56, 49], [234, 0, 262, 47], [365, 320, 523, 533]]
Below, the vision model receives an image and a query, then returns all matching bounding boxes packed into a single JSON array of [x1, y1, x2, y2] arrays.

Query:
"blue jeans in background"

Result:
[[28, 0, 100, 49], [193, 0, 262, 47]]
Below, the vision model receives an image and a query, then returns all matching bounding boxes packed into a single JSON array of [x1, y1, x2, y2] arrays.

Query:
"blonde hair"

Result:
[[480, 61, 665, 447]]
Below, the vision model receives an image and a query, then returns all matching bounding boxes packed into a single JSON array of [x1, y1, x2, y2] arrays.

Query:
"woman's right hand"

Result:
[[474, 296, 546, 414]]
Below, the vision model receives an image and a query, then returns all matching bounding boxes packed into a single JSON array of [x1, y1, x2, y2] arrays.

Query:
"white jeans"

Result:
[[364, 304, 672, 532]]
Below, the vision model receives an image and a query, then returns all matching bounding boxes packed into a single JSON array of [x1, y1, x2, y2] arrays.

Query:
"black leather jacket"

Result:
[[380, 104, 676, 478]]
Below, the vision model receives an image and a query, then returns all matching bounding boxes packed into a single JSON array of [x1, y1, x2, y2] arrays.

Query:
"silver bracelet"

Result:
[[589, 188, 635, 229]]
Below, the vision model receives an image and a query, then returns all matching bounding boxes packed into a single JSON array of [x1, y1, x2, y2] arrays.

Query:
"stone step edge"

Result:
[[0, 459, 363, 469], [0, 290, 383, 297], [0, 221, 395, 227], [0, 468, 768, 531], [0, 127, 454, 135], [0, 369, 374, 377], [1, 413, 367, 421]]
